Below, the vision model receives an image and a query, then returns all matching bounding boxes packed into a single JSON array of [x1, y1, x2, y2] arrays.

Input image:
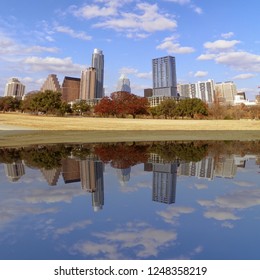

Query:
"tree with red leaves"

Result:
[[94, 91, 149, 118]]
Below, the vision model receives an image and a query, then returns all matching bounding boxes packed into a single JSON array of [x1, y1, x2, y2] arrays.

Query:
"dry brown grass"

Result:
[[1, 112, 260, 130], [1, 113, 260, 147]]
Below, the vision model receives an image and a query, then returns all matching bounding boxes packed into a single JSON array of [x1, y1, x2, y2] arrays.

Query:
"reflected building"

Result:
[[178, 157, 214, 180], [152, 162, 178, 204], [116, 167, 131, 185], [80, 157, 104, 211], [4, 161, 25, 182], [61, 158, 80, 184], [214, 155, 237, 179], [41, 168, 61, 186]]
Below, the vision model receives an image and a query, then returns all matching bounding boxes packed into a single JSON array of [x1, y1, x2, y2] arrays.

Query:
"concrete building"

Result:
[[4, 78, 25, 99], [92, 49, 104, 98], [80, 67, 96, 100], [215, 81, 237, 105], [116, 74, 131, 93], [4, 161, 25, 182], [152, 55, 177, 97], [41, 74, 61, 92], [61, 76, 80, 103], [178, 80, 215, 104]]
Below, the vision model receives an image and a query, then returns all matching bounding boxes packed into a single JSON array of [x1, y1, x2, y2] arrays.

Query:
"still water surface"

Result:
[[0, 141, 260, 260]]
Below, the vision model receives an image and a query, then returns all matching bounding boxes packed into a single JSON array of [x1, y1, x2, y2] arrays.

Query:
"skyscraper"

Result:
[[152, 56, 177, 97], [91, 49, 104, 98], [61, 76, 80, 102], [80, 67, 96, 100], [116, 74, 131, 93], [4, 78, 25, 99]]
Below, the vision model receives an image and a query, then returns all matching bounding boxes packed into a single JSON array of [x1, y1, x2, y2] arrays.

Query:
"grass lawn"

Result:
[[1, 113, 260, 147]]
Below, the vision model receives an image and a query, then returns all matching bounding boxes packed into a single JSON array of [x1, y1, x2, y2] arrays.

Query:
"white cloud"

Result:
[[0, 32, 58, 56], [204, 39, 240, 51], [53, 25, 92, 41], [204, 210, 240, 221], [165, 0, 203, 14], [119, 67, 152, 79], [72, 4, 118, 19], [136, 71, 152, 79], [93, 3, 177, 36], [232, 73, 257, 80], [194, 71, 208, 78], [221, 32, 235, 39], [156, 36, 195, 54], [157, 206, 195, 224], [22, 56, 85, 74]]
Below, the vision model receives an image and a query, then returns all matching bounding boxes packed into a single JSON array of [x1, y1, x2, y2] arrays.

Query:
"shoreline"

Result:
[[1, 113, 260, 147]]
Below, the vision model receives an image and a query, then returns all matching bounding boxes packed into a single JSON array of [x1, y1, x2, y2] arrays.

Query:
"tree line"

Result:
[[1, 90, 260, 119]]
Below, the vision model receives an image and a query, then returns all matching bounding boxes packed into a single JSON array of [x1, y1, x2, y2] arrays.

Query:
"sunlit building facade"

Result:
[[4, 78, 25, 99]]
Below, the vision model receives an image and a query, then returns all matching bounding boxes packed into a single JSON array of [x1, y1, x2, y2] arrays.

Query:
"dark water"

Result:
[[0, 141, 260, 260]]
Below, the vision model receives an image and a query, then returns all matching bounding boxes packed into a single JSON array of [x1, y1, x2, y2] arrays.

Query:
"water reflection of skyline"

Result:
[[2, 142, 259, 210]]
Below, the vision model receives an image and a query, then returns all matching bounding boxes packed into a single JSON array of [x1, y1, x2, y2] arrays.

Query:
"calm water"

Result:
[[0, 141, 260, 260]]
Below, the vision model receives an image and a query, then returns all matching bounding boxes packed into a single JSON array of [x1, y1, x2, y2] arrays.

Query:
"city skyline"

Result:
[[1, 1, 260, 99]]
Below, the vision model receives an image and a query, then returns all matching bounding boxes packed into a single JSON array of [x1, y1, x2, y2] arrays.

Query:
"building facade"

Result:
[[152, 56, 177, 97], [116, 74, 131, 93], [178, 80, 215, 104], [4, 78, 25, 99], [80, 67, 96, 100], [40, 74, 61, 92], [92, 49, 104, 98], [61, 76, 80, 103], [215, 81, 237, 105]]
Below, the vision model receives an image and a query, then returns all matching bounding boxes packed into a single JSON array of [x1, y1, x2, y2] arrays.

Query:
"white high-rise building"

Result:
[[178, 80, 215, 103], [91, 49, 104, 98], [116, 74, 131, 93], [4, 78, 25, 99]]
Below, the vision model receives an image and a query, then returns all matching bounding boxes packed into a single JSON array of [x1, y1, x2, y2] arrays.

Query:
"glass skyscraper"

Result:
[[152, 56, 177, 97], [91, 48, 104, 98]]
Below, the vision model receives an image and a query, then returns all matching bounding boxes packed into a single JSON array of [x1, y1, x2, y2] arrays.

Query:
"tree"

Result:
[[21, 90, 63, 114], [94, 96, 115, 116], [157, 99, 177, 119], [72, 100, 91, 116], [0, 96, 21, 112], [94, 91, 149, 118], [177, 98, 208, 118]]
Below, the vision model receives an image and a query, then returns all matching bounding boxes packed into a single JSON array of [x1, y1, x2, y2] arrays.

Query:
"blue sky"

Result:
[[1, 0, 260, 99]]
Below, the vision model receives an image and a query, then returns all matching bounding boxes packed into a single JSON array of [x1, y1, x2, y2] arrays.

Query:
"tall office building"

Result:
[[116, 74, 131, 93], [61, 76, 80, 102], [4, 78, 25, 99], [152, 56, 177, 97], [80, 67, 96, 100], [41, 74, 61, 92], [91, 49, 104, 98]]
